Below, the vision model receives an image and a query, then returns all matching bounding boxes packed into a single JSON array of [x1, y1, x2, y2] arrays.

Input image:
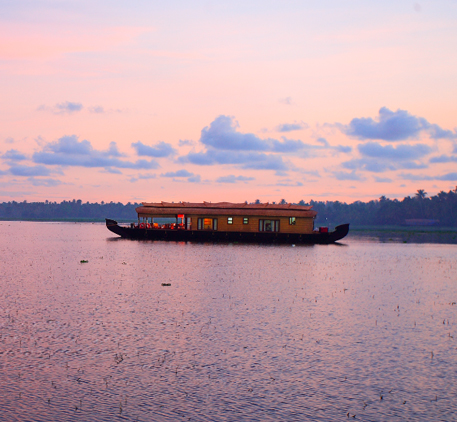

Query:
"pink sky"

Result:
[[1, 0, 456, 204]]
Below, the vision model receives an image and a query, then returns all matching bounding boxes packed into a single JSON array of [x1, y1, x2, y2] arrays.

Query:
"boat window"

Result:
[[228, 217, 233, 224], [243, 217, 249, 224], [259, 219, 280, 232], [197, 218, 217, 230], [289, 217, 296, 225]]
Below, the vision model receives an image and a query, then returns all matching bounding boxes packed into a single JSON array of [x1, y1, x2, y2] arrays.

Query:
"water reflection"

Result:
[[0, 221, 456, 421], [349, 227, 457, 244]]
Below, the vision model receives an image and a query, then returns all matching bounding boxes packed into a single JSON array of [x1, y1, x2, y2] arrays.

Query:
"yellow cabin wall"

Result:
[[186, 215, 314, 234], [279, 217, 314, 233]]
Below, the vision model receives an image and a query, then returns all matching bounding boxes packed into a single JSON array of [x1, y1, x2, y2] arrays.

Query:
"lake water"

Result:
[[1, 222, 456, 421]]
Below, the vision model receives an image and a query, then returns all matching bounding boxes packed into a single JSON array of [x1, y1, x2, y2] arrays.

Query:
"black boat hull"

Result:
[[105, 219, 349, 244]]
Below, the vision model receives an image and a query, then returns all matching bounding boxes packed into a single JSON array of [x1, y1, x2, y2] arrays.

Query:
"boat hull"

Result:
[[105, 219, 349, 244]]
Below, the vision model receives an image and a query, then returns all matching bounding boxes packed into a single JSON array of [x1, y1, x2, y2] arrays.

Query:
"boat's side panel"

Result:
[[185, 215, 315, 234], [279, 216, 314, 234], [212, 215, 257, 233]]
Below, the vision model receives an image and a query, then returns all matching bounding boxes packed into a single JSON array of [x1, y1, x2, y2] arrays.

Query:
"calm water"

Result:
[[1, 222, 456, 421]]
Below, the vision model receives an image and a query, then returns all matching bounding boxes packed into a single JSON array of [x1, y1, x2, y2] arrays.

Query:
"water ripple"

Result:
[[0, 222, 456, 421]]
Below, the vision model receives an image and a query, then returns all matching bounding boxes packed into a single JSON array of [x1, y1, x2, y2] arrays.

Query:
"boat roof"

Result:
[[136, 202, 317, 218]]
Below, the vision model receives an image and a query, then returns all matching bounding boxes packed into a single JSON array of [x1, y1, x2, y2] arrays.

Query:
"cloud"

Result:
[[374, 176, 393, 183], [187, 175, 201, 183], [429, 154, 457, 163], [102, 167, 122, 174], [316, 137, 330, 147], [160, 169, 200, 183], [398, 161, 428, 170], [333, 170, 365, 181], [342, 158, 394, 173], [56, 102, 82, 113], [180, 116, 350, 172], [276, 180, 304, 187], [9, 164, 51, 176], [216, 175, 255, 183], [33, 135, 159, 170], [200, 115, 270, 151], [335, 145, 352, 153], [343, 107, 456, 141], [129, 173, 157, 183], [38, 102, 83, 114], [28, 177, 62, 187], [161, 169, 194, 178], [47, 135, 92, 155], [105, 142, 125, 157], [399, 172, 457, 181], [245, 154, 288, 170], [89, 106, 105, 113], [35, 152, 159, 170], [183, 149, 289, 171], [179, 139, 195, 146], [1, 149, 27, 161], [138, 173, 157, 179], [438, 173, 457, 181], [38, 103, 119, 115], [340, 142, 431, 173], [184, 116, 350, 171], [275, 122, 308, 132], [271, 138, 307, 153], [316, 138, 352, 154], [399, 173, 433, 181], [342, 157, 427, 173], [358, 142, 432, 160], [199, 116, 320, 154], [132, 141, 176, 157]]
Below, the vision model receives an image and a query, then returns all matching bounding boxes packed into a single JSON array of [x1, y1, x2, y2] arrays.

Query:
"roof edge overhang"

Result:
[[140, 201, 313, 211], [136, 205, 317, 218]]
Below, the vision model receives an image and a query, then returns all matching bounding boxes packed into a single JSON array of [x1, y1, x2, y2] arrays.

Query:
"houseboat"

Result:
[[105, 201, 349, 244]]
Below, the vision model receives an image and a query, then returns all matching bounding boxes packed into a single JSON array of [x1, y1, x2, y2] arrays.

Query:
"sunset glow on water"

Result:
[[1, 222, 456, 421]]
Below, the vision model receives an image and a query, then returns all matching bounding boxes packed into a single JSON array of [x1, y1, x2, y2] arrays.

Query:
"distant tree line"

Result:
[[262, 187, 457, 227], [1, 187, 457, 226], [0, 199, 140, 221]]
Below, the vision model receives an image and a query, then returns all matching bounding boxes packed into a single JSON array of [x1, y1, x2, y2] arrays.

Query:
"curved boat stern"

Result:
[[331, 223, 350, 242], [105, 218, 124, 237]]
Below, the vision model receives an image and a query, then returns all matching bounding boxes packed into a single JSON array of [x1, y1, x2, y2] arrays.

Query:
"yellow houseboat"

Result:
[[105, 201, 349, 244]]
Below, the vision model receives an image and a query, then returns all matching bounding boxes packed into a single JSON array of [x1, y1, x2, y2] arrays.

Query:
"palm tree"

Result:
[[415, 189, 427, 200]]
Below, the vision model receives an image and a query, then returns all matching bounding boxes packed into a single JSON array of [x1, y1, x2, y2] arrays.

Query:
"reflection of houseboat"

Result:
[[106, 201, 349, 244]]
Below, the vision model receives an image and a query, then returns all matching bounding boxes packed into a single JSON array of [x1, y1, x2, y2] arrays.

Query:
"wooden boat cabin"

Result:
[[134, 201, 317, 234]]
